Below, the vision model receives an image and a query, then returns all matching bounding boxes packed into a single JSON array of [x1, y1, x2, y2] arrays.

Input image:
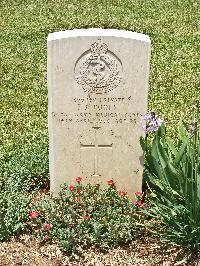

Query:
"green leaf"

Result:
[[178, 122, 188, 142], [175, 141, 187, 164], [151, 136, 159, 161], [158, 123, 166, 139], [166, 137, 177, 157], [157, 141, 168, 169]]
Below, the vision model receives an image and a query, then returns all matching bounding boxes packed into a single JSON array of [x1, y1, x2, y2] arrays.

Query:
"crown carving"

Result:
[[90, 39, 108, 55]]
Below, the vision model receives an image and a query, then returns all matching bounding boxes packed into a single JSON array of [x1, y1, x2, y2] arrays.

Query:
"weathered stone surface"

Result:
[[48, 28, 151, 200]]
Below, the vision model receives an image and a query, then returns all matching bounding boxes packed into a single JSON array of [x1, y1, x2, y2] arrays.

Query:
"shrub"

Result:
[[0, 176, 31, 240], [141, 108, 200, 259], [29, 179, 144, 256], [0, 145, 49, 190]]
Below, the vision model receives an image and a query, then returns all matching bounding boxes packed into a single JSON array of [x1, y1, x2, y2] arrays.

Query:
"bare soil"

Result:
[[0, 234, 199, 266]]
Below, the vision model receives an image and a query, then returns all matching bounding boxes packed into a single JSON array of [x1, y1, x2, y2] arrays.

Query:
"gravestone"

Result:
[[48, 29, 151, 200]]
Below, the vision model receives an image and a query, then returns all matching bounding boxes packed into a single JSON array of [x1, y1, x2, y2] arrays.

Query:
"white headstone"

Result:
[[48, 29, 151, 200]]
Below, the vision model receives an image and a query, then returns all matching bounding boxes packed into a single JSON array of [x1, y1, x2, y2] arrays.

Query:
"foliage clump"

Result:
[[0, 176, 31, 241], [29, 179, 144, 256], [141, 107, 200, 260]]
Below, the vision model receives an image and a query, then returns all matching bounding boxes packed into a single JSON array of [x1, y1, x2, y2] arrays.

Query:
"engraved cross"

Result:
[[80, 127, 113, 177]]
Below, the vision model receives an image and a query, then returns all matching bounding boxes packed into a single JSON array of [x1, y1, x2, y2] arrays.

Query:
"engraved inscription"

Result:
[[52, 96, 142, 126], [53, 112, 140, 125], [75, 39, 122, 94]]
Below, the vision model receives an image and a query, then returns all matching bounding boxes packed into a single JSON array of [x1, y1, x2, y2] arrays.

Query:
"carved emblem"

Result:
[[75, 39, 122, 94]]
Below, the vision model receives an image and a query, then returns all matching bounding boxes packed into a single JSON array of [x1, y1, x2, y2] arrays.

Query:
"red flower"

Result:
[[135, 191, 142, 197], [136, 200, 145, 208], [107, 179, 114, 186], [83, 215, 91, 220], [75, 176, 82, 183], [118, 190, 127, 197], [29, 211, 39, 219], [69, 185, 75, 191], [43, 223, 52, 231], [77, 189, 81, 193]]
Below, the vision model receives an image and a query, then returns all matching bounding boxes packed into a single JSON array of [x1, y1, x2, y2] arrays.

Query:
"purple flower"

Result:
[[150, 120, 158, 128], [188, 119, 198, 134], [156, 118, 164, 127], [145, 126, 155, 133], [144, 113, 152, 121], [142, 112, 164, 133]]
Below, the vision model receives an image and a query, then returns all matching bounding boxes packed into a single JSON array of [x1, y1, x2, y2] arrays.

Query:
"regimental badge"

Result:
[[75, 39, 122, 94]]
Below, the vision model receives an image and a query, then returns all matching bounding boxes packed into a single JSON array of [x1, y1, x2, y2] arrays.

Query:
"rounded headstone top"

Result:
[[47, 28, 151, 43]]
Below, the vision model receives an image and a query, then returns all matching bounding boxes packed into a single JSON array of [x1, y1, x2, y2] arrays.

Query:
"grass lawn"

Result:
[[0, 0, 199, 182], [0, 1, 199, 264]]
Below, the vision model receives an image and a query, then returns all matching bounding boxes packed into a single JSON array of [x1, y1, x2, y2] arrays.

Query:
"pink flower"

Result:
[[43, 223, 52, 231], [135, 191, 142, 197], [29, 211, 39, 219], [107, 179, 114, 186], [83, 215, 90, 220], [69, 185, 75, 191], [118, 190, 127, 197], [75, 176, 82, 183], [136, 200, 145, 208]]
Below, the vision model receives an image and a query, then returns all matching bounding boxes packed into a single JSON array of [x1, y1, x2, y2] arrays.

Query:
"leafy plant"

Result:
[[29, 178, 144, 256], [141, 108, 200, 259], [0, 176, 32, 240]]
